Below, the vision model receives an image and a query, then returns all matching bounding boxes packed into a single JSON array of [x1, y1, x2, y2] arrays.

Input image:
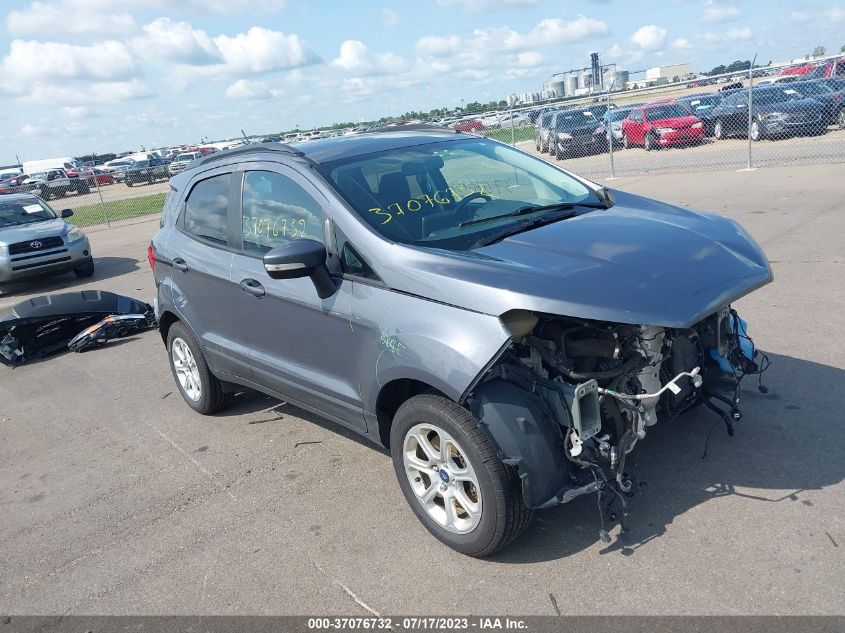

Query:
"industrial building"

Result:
[[645, 63, 692, 82]]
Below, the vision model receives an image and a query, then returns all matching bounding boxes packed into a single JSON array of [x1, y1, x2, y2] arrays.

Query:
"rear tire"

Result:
[[622, 133, 629, 150], [838, 109, 845, 129], [714, 119, 725, 140], [390, 394, 533, 557], [167, 322, 231, 415]]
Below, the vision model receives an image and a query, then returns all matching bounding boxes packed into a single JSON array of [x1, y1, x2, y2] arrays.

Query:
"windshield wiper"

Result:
[[470, 208, 579, 248], [459, 202, 586, 229]]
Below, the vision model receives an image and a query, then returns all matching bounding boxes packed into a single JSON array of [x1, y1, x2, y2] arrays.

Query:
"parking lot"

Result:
[[520, 127, 845, 180], [1, 163, 843, 616]]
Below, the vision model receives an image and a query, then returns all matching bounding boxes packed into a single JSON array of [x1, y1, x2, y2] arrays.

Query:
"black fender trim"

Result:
[[468, 378, 572, 509]]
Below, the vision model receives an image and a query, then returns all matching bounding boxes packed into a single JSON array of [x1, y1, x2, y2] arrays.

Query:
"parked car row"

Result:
[[531, 76, 844, 160]]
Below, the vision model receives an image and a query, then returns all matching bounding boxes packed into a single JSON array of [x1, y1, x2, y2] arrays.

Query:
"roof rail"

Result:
[[365, 124, 460, 134], [192, 142, 307, 168]]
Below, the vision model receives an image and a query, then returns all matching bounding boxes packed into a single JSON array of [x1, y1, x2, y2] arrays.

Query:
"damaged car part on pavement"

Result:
[[0, 290, 155, 365], [150, 130, 772, 556]]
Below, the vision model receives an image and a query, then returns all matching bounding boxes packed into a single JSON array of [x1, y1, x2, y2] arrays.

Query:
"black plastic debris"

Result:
[[0, 290, 155, 366]]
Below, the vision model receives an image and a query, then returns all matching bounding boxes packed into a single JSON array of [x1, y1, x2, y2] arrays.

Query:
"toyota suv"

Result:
[[0, 193, 94, 286], [149, 130, 771, 556]]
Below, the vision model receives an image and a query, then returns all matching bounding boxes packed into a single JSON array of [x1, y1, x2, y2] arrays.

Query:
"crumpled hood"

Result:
[[0, 218, 68, 246], [386, 190, 772, 328]]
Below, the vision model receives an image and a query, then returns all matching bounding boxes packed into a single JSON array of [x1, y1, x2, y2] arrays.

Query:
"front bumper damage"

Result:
[[0, 290, 155, 366], [462, 306, 769, 542]]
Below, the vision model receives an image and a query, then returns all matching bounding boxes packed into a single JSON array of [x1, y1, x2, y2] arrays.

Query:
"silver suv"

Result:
[[150, 131, 771, 556], [0, 193, 93, 286]]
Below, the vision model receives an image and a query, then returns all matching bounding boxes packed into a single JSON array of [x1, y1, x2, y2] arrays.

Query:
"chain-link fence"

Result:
[[0, 163, 170, 230], [475, 59, 845, 182], [3, 58, 844, 231]]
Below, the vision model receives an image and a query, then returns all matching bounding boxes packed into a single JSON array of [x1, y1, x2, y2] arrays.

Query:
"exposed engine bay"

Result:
[[467, 306, 769, 541]]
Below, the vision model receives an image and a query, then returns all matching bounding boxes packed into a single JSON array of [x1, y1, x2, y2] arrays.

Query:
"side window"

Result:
[[241, 170, 326, 255], [335, 227, 379, 281], [184, 173, 231, 245]]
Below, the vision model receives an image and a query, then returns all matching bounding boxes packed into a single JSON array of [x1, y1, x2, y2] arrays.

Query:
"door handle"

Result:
[[240, 278, 265, 298], [172, 257, 188, 272]]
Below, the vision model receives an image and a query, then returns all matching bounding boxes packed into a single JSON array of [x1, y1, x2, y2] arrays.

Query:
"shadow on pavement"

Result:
[[0, 257, 142, 300], [490, 352, 845, 563]]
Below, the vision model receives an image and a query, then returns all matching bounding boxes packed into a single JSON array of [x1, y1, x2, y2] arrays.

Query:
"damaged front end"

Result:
[[0, 290, 155, 366], [464, 306, 768, 539]]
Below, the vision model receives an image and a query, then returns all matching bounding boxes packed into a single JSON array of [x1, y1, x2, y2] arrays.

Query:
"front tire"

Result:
[[750, 119, 765, 141], [390, 394, 532, 557], [74, 258, 95, 278], [622, 133, 629, 150], [167, 322, 231, 415], [714, 119, 725, 140], [644, 132, 656, 151]]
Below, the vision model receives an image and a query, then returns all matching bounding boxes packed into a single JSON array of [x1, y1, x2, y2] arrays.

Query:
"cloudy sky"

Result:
[[1, 0, 843, 164]]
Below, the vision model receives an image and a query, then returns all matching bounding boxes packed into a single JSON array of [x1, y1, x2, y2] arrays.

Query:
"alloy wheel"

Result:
[[402, 423, 482, 534], [171, 337, 202, 402]]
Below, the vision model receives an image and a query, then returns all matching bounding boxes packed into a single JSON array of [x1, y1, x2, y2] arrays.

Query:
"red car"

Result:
[[621, 103, 704, 150], [66, 168, 115, 186], [451, 119, 484, 132]]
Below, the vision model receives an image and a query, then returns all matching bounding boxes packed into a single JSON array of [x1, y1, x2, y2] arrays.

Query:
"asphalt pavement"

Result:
[[1, 163, 843, 616]]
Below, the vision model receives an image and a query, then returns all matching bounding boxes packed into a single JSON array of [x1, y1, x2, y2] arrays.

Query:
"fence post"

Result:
[[606, 84, 615, 178], [510, 98, 515, 146], [746, 53, 757, 170]]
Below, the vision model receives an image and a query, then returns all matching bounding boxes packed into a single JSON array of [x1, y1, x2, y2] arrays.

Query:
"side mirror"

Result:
[[263, 239, 336, 299], [61, 209, 73, 218]]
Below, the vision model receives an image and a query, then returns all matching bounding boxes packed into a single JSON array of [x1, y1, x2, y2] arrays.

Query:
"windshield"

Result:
[[645, 104, 691, 120], [681, 96, 722, 110], [755, 88, 804, 104], [555, 111, 597, 129], [317, 137, 598, 250], [175, 153, 197, 161], [0, 199, 56, 226], [606, 109, 632, 122], [794, 83, 831, 96]]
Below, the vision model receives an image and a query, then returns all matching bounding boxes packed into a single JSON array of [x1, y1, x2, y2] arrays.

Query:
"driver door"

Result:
[[227, 163, 365, 432]]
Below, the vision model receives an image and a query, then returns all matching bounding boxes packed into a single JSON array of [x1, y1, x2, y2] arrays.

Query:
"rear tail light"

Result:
[[147, 243, 156, 272]]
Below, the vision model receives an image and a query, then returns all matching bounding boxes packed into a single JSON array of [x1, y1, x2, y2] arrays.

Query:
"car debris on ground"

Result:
[[0, 290, 155, 366]]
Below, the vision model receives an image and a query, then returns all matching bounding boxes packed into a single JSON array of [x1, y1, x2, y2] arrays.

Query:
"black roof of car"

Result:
[[0, 192, 40, 203], [181, 129, 471, 175]]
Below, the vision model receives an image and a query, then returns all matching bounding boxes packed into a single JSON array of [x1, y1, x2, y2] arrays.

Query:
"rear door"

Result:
[[166, 167, 252, 379], [228, 162, 365, 431]]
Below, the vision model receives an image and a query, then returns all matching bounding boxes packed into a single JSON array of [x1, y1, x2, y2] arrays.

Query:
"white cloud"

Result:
[[21, 123, 45, 138], [672, 37, 692, 50], [2, 40, 137, 85], [436, 0, 538, 12], [61, 106, 90, 119], [180, 0, 286, 13], [519, 16, 609, 47], [133, 18, 221, 65], [331, 40, 405, 76], [725, 27, 752, 40], [517, 51, 543, 67], [213, 27, 320, 74], [382, 7, 399, 27], [789, 11, 810, 24], [20, 80, 153, 105], [823, 7, 845, 22], [7, 1, 136, 37], [701, 2, 742, 23], [225, 79, 273, 99], [630, 25, 667, 51], [414, 14, 608, 70]]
